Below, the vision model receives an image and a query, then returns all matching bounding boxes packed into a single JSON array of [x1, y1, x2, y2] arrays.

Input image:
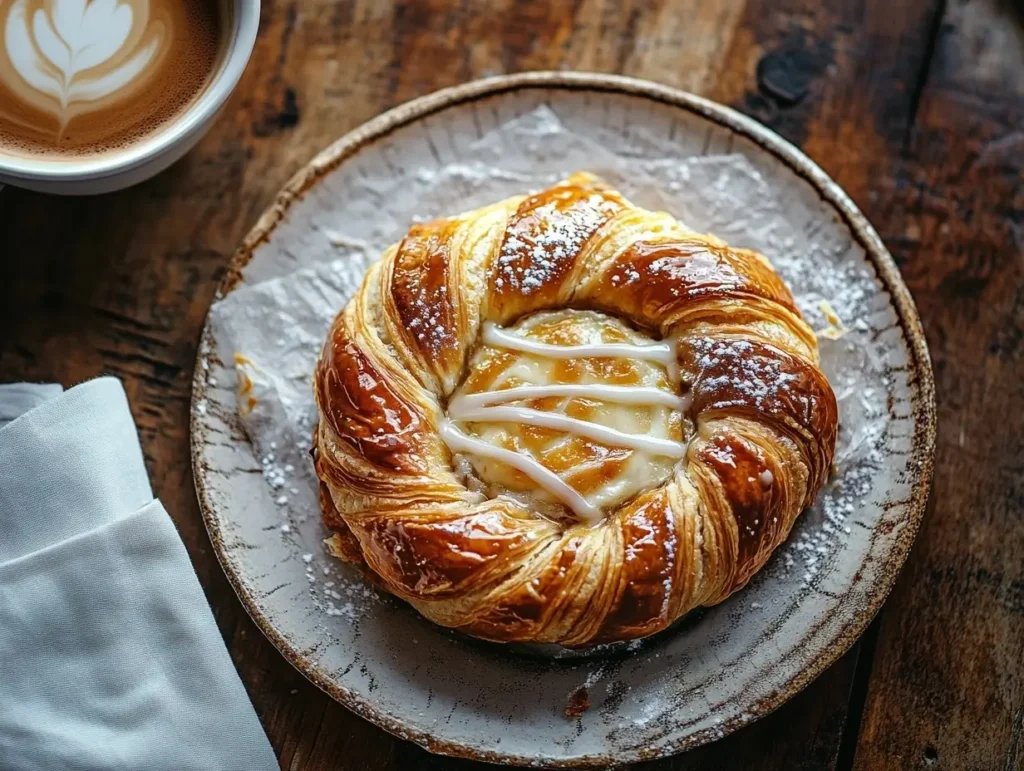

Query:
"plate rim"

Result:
[[190, 71, 937, 768]]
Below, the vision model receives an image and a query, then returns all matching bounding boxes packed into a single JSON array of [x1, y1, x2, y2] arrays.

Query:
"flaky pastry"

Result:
[[312, 173, 837, 646]]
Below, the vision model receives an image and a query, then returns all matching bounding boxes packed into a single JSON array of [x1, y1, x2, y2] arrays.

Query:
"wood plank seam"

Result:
[[901, 0, 948, 152]]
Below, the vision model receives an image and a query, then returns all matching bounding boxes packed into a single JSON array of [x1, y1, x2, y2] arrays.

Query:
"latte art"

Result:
[[0, 0, 225, 158], [5, 0, 164, 128]]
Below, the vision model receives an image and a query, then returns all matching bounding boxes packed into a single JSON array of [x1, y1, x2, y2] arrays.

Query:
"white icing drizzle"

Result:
[[439, 420, 602, 522], [441, 321, 689, 521], [450, 384, 690, 410], [448, 404, 686, 458], [483, 322, 681, 382]]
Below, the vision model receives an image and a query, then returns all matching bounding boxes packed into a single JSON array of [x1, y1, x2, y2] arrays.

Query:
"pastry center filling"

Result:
[[442, 310, 689, 523]]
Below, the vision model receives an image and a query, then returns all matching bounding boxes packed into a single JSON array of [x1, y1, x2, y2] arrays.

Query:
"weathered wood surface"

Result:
[[0, 1, 1020, 769]]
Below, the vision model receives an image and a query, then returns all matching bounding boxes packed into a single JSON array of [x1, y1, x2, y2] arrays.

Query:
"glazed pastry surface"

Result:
[[313, 173, 837, 646]]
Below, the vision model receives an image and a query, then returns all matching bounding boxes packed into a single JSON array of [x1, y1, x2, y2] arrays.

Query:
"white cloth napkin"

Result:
[[0, 378, 278, 771], [0, 383, 64, 428]]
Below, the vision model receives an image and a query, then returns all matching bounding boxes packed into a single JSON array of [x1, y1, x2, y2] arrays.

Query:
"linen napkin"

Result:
[[0, 383, 63, 428], [0, 378, 278, 771]]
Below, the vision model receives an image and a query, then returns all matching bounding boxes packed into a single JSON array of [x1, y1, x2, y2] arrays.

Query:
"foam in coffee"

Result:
[[0, 0, 226, 159]]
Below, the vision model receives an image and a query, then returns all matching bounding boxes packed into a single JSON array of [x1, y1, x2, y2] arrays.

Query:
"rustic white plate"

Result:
[[191, 73, 935, 768]]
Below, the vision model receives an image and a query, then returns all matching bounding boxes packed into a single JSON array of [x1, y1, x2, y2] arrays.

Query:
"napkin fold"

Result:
[[0, 383, 63, 428], [0, 378, 278, 771]]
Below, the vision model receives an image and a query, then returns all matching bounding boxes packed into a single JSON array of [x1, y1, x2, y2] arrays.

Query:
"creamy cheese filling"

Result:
[[443, 310, 687, 522]]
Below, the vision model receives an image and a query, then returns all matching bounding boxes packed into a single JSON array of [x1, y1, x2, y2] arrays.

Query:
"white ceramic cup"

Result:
[[0, 0, 259, 195]]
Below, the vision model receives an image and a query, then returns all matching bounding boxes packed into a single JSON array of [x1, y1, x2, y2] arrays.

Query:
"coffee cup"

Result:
[[0, 0, 258, 195]]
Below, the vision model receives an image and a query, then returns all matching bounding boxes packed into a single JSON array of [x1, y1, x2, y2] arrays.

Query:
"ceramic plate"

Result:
[[191, 73, 935, 768]]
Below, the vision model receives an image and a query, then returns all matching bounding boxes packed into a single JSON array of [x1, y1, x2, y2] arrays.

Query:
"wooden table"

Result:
[[2, 1, 1021, 768]]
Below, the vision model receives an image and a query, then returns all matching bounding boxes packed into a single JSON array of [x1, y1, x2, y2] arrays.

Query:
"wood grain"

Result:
[[846, 1, 1024, 768], [0, 0, 1019, 769]]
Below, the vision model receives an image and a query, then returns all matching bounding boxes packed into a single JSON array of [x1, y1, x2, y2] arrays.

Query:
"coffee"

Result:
[[0, 0, 227, 159]]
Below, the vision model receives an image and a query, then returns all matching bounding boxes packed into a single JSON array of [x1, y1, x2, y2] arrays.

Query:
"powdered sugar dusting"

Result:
[[692, 337, 799, 407], [495, 193, 618, 293], [405, 290, 453, 355], [395, 227, 458, 357]]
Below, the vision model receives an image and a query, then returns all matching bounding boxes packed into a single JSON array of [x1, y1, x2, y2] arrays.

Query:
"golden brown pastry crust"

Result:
[[312, 172, 837, 646]]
